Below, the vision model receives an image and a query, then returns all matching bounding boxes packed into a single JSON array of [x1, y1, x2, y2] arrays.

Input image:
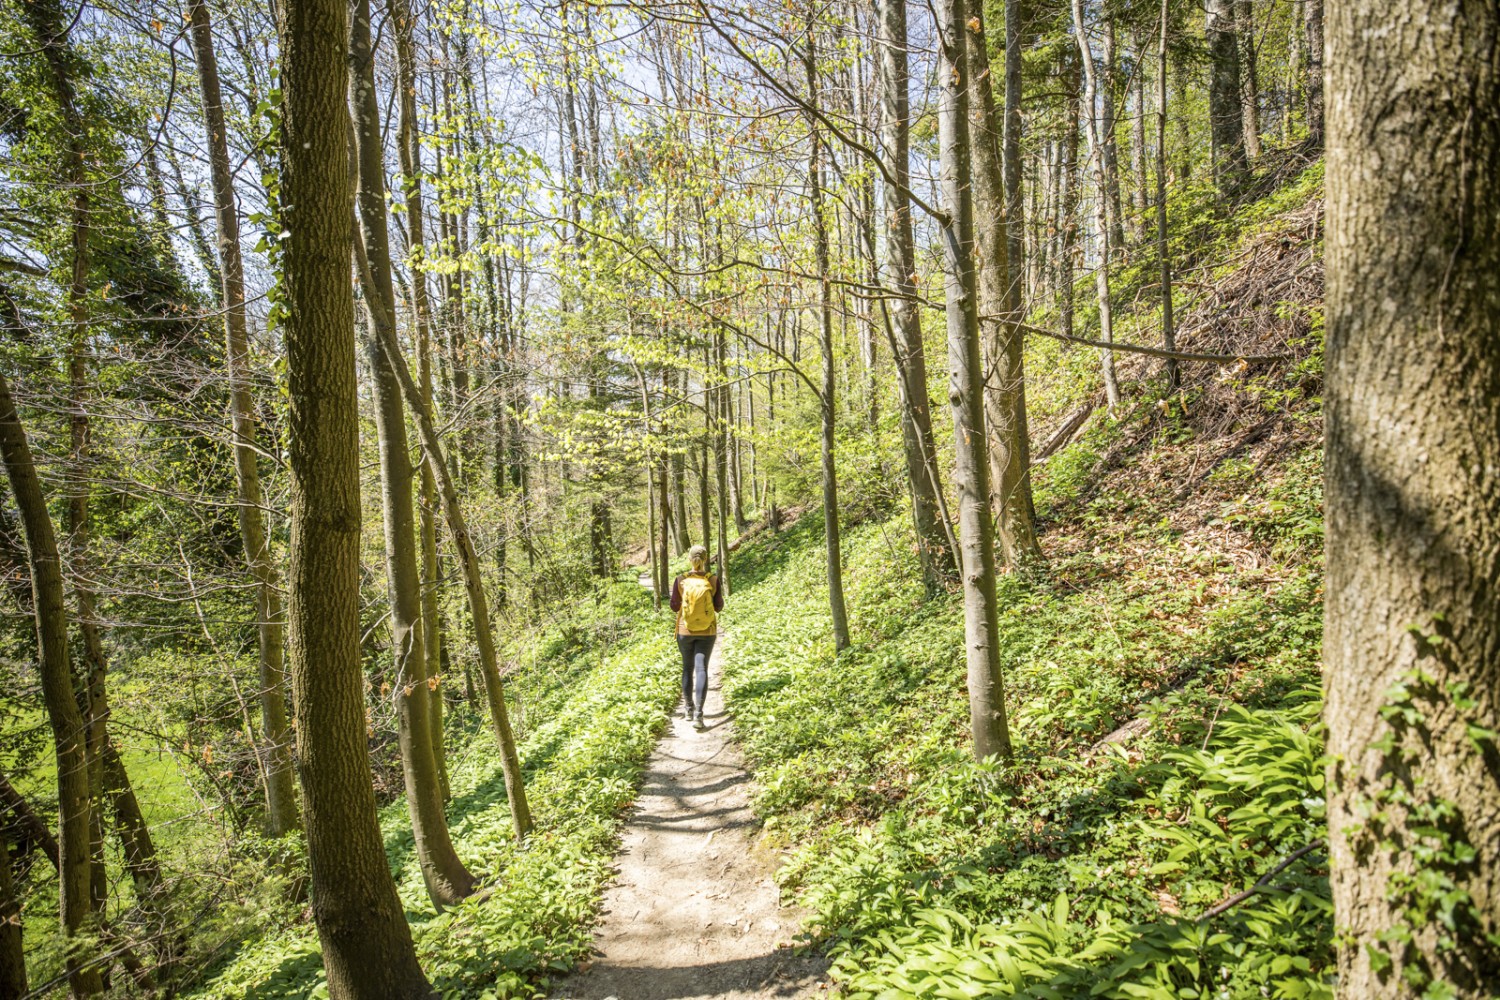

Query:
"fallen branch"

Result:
[[1201, 839, 1326, 919], [1032, 404, 1097, 463]]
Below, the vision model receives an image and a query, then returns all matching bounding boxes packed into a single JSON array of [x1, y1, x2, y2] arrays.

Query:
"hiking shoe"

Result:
[[694, 712, 705, 728]]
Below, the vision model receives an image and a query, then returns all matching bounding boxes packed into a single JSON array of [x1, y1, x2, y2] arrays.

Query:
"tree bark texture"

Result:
[[188, 0, 300, 838], [877, 0, 955, 593], [1234, 0, 1261, 158], [1002, 0, 1025, 313], [962, 5, 1043, 574], [1324, 2, 1500, 993], [936, 0, 1013, 762], [275, 0, 433, 992], [1305, 0, 1324, 146], [1205, 0, 1246, 194], [1155, 0, 1177, 394]]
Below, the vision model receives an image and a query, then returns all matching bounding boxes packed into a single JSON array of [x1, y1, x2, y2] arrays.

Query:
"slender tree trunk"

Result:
[[1324, 4, 1500, 992], [1002, 0, 1025, 314], [1099, 16, 1127, 252], [1205, 0, 1246, 194], [0, 368, 103, 997], [23, 0, 114, 924], [1234, 0, 1260, 159], [372, 272, 533, 841], [275, 0, 433, 991], [963, 3, 1043, 574], [657, 453, 671, 602], [392, 0, 450, 787], [936, 0, 1013, 762], [0, 768, 59, 870], [188, 0, 299, 838], [672, 367, 691, 552], [1059, 67, 1080, 339], [714, 327, 731, 594], [350, 0, 476, 910], [163, 141, 222, 292], [804, 31, 851, 652], [877, 0, 954, 592], [1155, 0, 1177, 395], [1130, 30, 1150, 232], [1070, 1, 1120, 408], [99, 739, 159, 904], [1304, 0, 1324, 147]]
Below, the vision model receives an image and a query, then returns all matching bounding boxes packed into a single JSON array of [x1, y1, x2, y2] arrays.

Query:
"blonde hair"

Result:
[[687, 545, 709, 572]]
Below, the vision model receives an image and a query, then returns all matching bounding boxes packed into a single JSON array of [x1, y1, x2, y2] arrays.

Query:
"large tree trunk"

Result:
[[1204, 0, 1246, 194], [804, 32, 851, 652], [1324, 3, 1500, 993], [1070, 0, 1120, 408], [935, 0, 1013, 763], [963, 2, 1043, 574], [350, 0, 476, 911], [0, 369, 103, 996], [188, 0, 300, 838], [876, 0, 954, 593], [275, 0, 433, 992]]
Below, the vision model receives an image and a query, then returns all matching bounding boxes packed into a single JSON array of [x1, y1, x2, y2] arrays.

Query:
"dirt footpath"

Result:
[[552, 638, 827, 1000]]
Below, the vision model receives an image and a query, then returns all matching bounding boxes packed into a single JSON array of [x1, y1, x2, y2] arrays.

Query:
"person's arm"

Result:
[[711, 575, 724, 612], [669, 576, 683, 612]]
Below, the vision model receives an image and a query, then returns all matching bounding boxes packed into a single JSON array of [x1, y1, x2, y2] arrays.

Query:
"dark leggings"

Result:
[[677, 635, 716, 715]]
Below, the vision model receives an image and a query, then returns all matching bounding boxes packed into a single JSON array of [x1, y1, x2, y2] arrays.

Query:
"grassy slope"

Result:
[[180, 582, 678, 1000], [720, 169, 1331, 999]]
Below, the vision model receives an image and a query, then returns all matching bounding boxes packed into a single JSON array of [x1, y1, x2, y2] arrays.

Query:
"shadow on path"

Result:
[[552, 636, 827, 1000]]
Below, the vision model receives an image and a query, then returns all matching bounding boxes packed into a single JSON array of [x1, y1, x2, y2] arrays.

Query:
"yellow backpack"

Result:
[[680, 572, 717, 632]]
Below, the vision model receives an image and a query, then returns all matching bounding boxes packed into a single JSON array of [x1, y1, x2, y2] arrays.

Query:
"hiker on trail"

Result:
[[670, 544, 723, 729]]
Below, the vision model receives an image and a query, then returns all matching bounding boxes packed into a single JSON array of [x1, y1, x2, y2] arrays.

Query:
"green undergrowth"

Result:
[[724, 428, 1329, 995], [186, 581, 677, 1000]]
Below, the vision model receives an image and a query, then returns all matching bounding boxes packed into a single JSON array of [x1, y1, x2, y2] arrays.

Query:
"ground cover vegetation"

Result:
[[1, 0, 1496, 997]]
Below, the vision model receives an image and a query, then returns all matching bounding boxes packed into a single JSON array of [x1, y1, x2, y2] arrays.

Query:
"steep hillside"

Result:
[[719, 167, 1330, 999]]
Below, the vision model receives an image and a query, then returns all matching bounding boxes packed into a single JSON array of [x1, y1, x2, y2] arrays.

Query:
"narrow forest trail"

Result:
[[552, 637, 828, 1000]]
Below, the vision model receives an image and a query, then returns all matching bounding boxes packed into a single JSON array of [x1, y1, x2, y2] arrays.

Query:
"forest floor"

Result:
[[552, 636, 827, 1000]]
